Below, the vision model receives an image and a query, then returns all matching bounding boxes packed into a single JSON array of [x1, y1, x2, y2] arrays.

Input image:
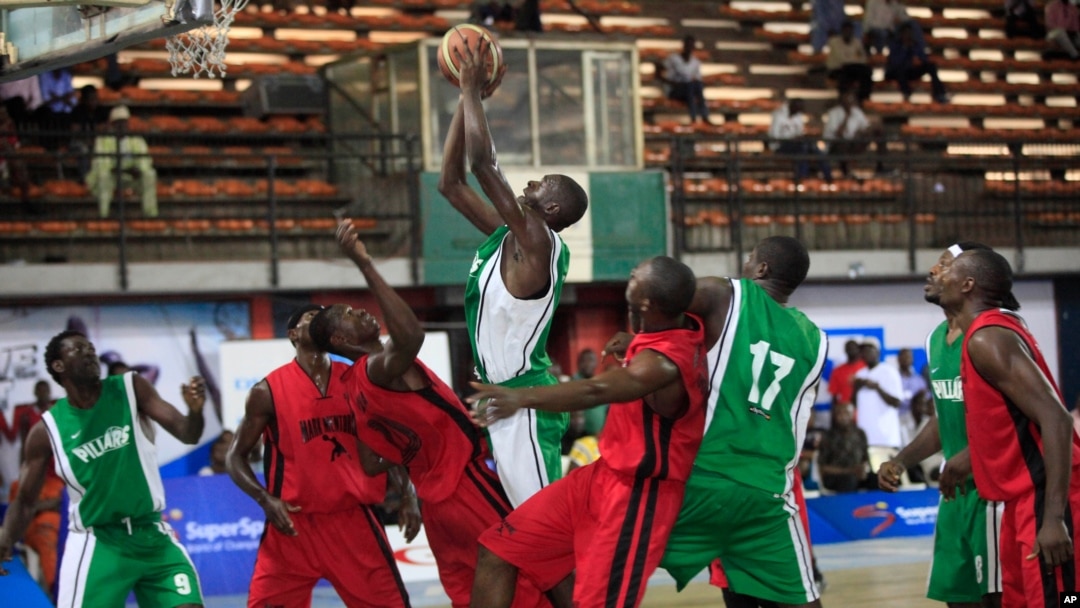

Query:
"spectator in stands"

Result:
[[811, 0, 853, 54], [863, 0, 923, 53], [469, 0, 515, 26], [1045, 0, 1080, 59], [853, 342, 903, 451], [0, 75, 42, 132], [0, 106, 35, 214], [70, 85, 104, 179], [823, 89, 886, 177], [885, 23, 949, 103], [799, 409, 828, 488], [768, 97, 832, 181], [35, 68, 75, 151], [199, 430, 234, 476], [87, 105, 158, 218], [1005, 0, 1044, 38], [573, 348, 608, 436], [826, 21, 873, 103], [817, 403, 873, 492], [514, 0, 542, 32], [897, 347, 928, 447], [659, 35, 714, 125], [829, 339, 865, 409]]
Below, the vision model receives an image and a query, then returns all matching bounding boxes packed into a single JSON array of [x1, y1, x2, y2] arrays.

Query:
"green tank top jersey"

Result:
[[42, 372, 165, 532], [463, 224, 569, 386], [696, 278, 828, 496], [926, 321, 972, 467]]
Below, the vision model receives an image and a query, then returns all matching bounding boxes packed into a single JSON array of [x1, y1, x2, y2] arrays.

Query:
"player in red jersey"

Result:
[[933, 247, 1079, 608], [467, 255, 707, 608], [307, 220, 551, 608], [225, 303, 417, 608]]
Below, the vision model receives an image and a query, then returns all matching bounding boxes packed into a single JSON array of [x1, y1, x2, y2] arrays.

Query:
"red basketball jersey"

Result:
[[962, 309, 1080, 502], [342, 357, 482, 503], [263, 360, 384, 512], [600, 314, 708, 482]]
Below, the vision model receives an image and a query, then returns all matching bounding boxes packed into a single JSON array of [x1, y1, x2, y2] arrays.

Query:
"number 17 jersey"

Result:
[[695, 278, 828, 496]]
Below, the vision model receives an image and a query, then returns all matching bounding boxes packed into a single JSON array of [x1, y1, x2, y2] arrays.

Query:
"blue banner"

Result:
[[0, 555, 53, 607], [162, 474, 265, 597], [806, 488, 939, 545]]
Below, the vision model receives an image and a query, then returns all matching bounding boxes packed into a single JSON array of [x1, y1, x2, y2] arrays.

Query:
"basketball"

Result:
[[436, 24, 503, 89]]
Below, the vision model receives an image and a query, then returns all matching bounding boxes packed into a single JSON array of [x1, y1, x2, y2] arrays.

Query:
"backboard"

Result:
[[0, 0, 206, 82]]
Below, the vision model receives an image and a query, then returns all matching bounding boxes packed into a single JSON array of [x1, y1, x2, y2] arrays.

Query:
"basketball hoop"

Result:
[[164, 0, 248, 79]]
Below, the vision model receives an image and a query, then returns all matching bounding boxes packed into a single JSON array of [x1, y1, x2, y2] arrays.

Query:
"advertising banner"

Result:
[[805, 488, 940, 545]]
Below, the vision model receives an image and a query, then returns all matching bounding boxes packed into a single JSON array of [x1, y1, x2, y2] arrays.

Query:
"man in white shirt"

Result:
[[660, 35, 713, 124], [853, 342, 903, 449], [769, 98, 832, 181], [823, 89, 884, 177]]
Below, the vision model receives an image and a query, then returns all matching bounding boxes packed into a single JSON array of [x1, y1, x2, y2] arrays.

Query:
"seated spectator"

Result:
[[658, 35, 714, 125], [514, 0, 542, 32], [1045, 0, 1080, 59], [826, 21, 873, 102], [1005, 0, 1044, 39], [560, 411, 587, 455], [86, 105, 158, 218], [885, 23, 949, 103], [817, 403, 873, 492], [768, 97, 832, 181], [69, 85, 104, 179], [799, 409, 828, 488], [0, 74, 42, 131], [199, 430, 234, 476], [0, 106, 35, 214], [35, 68, 75, 152], [863, 0, 924, 53], [811, 0, 853, 53], [823, 89, 886, 177], [469, 0, 515, 26]]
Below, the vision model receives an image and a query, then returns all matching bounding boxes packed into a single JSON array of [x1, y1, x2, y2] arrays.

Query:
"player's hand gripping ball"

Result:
[[437, 24, 503, 89]]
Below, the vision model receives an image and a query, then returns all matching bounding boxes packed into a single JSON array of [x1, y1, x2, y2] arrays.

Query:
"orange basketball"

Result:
[[436, 24, 503, 89]]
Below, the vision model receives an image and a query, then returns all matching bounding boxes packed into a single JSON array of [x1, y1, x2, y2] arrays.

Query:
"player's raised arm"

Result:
[[438, 100, 503, 236], [134, 372, 205, 444]]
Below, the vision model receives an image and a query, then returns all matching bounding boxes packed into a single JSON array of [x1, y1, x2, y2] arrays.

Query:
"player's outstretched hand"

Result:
[[601, 331, 633, 364], [260, 495, 301, 536], [1030, 519, 1074, 567], [938, 451, 972, 501], [182, 376, 206, 413], [398, 491, 422, 543], [468, 382, 523, 426], [877, 460, 905, 492], [336, 219, 371, 266], [454, 34, 492, 95]]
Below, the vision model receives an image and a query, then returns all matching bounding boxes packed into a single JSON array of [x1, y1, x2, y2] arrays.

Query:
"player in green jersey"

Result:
[[0, 330, 206, 608], [878, 242, 1005, 608], [649, 236, 827, 607], [438, 39, 589, 508]]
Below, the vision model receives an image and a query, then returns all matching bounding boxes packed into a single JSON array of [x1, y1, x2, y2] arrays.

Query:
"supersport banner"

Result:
[[804, 488, 940, 545]]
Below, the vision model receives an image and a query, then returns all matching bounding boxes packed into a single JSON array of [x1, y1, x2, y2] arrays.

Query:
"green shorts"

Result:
[[58, 519, 203, 607], [662, 470, 818, 605], [928, 488, 1003, 602]]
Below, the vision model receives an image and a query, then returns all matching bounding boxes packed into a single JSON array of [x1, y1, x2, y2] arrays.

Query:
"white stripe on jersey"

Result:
[[42, 411, 87, 532], [704, 278, 740, 432], [57, 529, 94, 608], [125, 372, 166, 514], [472, 228, 562, 384]]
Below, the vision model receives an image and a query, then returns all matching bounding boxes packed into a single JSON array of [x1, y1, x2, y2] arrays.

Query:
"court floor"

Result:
[[189, 535, 939, 607]]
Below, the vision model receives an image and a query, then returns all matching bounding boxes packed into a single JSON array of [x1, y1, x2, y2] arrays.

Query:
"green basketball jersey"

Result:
[[42, 372, 165, 532], [463, 224, 569, 386], [695, 278, 828, 496], [926, 321, 972, 465]]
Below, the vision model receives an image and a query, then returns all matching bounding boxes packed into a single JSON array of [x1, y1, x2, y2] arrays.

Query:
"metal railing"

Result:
[[657, 134, 1080, 273]]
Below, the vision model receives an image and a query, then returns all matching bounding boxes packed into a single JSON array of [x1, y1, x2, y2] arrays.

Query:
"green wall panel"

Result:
[[589, 171, 668, 281], [420, 172, 488, 286]]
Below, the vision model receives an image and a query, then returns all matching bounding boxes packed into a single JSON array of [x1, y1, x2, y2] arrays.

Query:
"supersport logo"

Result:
[[852, 501, 897, 536]]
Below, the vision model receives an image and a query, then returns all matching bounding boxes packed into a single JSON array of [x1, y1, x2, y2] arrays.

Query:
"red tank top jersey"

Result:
[[342, 357, 482, 503], [263, 360, 384, 512], [961, 309, 1080, 502], [599, 314, 708, 482]]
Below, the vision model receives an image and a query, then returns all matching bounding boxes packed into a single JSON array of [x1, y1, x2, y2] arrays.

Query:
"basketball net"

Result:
[[165, 0, 248, 79]]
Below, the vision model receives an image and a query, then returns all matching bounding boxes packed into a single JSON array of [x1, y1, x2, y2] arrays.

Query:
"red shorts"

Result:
[[1000, 490, 1080, 608], [248, 506, 409, 608], [479, 459, 685, 608], [710, 475, 813, 589], [422, 458, 548, 608]]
